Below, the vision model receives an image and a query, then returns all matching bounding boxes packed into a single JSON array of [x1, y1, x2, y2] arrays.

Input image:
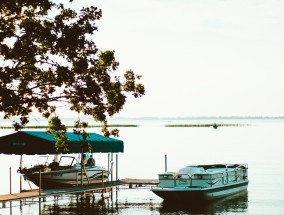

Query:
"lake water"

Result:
[[0, 118, 284, 214]]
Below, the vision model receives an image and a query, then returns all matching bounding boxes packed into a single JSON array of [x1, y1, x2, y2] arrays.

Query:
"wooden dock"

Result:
[[0, 179, 158, 203], [121, 178, 158, 188]]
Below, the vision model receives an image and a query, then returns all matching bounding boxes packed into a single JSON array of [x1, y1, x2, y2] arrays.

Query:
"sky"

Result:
[[85, 0, 284, 117], [4, 0, 284, 118]]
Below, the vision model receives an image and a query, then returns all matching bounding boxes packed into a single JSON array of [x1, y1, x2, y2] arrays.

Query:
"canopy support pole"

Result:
[[108, 153, 110, 173], [116, 154, 118, 181], [83, 165, 90, 184], [20, 155, 23, 192], [111, 153, 113, 181], [39, 171, 41, 196], [9, 167, 12, 194], [81, 150, 84, 186]]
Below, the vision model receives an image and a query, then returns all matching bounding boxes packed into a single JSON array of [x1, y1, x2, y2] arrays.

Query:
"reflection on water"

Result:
[[41, 193, 119, 215], [160, 191, 248, 214], [37, 189, 248, 215]]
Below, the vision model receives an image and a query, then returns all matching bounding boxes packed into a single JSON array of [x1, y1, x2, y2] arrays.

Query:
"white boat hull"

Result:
[[23, 167, 109, 189], [152, 181, 248, 201]]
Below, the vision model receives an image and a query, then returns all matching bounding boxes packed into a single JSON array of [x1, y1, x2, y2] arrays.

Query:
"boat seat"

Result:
[[49, 161, 59, 171]]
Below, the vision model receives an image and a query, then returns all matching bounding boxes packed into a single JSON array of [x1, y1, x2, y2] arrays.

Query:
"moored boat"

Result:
[[19, 155, 109, 189], [151, 164, 248, 201]]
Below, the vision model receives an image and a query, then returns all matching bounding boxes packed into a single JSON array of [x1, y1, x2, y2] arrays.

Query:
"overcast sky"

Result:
[[40, 1, 284, 117], [79, 0, 284, 117]]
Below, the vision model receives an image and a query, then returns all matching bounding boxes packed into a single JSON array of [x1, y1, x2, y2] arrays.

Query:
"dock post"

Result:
[[9, 167, 12, 194], [2, 201, 6, 208], [116, 154, 118, 181], [39, 196, 41, 214], [165, 154, 167, 172], [101, 170, 104, 197], [102, 170, 104, 189]]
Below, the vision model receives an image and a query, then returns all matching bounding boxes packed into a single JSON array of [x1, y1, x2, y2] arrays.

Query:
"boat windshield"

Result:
[[36, 156, 49, 165], [59, 156, 75, 166]]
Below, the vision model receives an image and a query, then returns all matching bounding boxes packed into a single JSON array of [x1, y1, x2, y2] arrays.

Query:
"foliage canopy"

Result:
[[0, 0, 145, 142]]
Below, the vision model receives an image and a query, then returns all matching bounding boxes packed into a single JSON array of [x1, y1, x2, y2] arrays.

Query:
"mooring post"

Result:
[[102, 170, 104, 188], [165, 154, 168, 172], [101, 170, 104, 197], [39, 196, 41, 214], [116, 154, 118, 181], [9, 167, 12, 194]]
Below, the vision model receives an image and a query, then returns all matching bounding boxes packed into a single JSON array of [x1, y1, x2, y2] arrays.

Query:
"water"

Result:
[[0, 118, 284, 214]]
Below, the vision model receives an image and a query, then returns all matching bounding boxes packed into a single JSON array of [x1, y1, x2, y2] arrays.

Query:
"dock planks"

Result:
[[0, 179, 158, 202], [121, 178, 158, 188]]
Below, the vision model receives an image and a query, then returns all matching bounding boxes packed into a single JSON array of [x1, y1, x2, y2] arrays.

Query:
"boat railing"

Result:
[[155, 164, 248, 189], [174, 174, 194, 186], [174, 168, 248, 187]]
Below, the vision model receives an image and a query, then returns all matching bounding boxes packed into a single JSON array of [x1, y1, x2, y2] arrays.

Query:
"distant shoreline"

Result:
[[165, 123, 249, 127], [1, 116, 284, 122], [0, 116, 282, 129], [0, 124, 138, 129], [0, 123, 250, 129], [109, 116, 284, 120]]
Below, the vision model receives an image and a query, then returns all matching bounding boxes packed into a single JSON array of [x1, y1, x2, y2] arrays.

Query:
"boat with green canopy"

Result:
[[0, 131, 124, 188]]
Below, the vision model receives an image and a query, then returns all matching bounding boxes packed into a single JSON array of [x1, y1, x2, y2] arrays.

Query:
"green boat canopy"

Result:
[[0, 131, 124, 155]]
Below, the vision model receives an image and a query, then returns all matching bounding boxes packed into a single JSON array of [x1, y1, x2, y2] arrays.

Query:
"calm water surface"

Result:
[[0, 119, 284, 214]]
